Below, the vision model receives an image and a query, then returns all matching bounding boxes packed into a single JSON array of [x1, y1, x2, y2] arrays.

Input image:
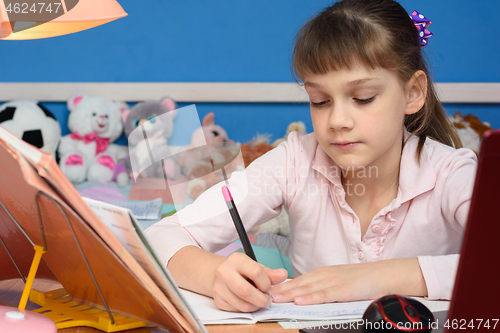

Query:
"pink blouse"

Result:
[[145, 128, 478, 300]]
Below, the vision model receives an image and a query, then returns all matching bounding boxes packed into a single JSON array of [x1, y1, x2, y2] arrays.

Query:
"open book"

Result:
[[0, 127, 205, 333]]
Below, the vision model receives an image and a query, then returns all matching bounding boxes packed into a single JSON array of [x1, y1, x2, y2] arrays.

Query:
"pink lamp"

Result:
[[0, 0, 127, 40]]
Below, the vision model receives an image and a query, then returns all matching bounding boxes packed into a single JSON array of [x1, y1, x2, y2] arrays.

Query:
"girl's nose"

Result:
[[328, 102, 354, 130]]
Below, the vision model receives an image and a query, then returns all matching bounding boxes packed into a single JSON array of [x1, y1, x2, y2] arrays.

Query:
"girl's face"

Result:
[[304, 63, 413, 173]]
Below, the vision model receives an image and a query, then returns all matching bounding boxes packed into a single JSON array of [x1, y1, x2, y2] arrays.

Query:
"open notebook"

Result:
[[179, 285, 450, 325]]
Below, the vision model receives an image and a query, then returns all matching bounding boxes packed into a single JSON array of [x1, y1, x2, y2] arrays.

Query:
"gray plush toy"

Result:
[[121, 97, 181, 181]]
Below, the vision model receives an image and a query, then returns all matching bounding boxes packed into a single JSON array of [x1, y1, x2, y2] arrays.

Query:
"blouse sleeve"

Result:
[[144, 134, 302, 268], [418, 147, 478, 300]]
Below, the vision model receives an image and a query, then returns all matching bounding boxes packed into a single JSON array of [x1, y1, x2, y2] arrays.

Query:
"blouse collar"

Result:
[[311, 127, 437, 206]]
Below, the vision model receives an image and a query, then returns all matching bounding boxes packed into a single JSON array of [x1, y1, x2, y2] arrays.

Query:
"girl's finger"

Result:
[[218, 281, 265, 312], [266, 268, 289, 285], [227, 273, 272, 309], [228, 253, 273, 294]]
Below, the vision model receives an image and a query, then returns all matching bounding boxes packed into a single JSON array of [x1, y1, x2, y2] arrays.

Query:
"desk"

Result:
[[0, 279, 297, 333]]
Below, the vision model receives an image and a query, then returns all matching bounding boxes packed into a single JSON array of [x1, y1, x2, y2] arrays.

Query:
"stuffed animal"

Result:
[[449, 111, 492, 154], [241, 133, 274, 167], [122, 97, 181, 181], [177, 112, 242, 200], [57, 91, 128, 184], [271, 121, 306, 147], [0, 100, 61, 155], [178, 112, 235, 178]]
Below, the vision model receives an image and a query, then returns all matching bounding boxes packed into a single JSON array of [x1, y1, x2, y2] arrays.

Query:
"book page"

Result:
[[129, 215, 207, 333], [83, 197, 206, 333], [0, 127, 42, 164], [278, 299, 450, 329], [179, 287, 369, 324], [179, 288, 256, 324], [252, 299, 371, 322], [179, 287, 450, 325]]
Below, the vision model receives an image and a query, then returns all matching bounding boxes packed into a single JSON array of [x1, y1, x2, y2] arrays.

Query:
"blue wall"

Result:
[[1, 0, 499, 145]]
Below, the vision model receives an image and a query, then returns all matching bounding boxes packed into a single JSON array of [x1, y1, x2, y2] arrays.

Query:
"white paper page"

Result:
[[278, 299, 450, 329], [128, 213, 208, 333], [0, 126, 42, 163], [180, 286, 451, 326], [279, 318, 362, 330], [179, 288, 255, 324], [253, 278, 369, 322], [179, 287, 370, 325], [253, 300, 371, 322]]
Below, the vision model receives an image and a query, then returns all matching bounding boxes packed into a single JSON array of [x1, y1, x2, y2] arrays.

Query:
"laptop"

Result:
[[300, 129, 500, 332]]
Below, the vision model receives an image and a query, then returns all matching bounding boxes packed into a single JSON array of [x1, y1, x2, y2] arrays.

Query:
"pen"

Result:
[[221, 185, 257, 262], [221, 184, 271, 309], [222, 175, 272, 309]]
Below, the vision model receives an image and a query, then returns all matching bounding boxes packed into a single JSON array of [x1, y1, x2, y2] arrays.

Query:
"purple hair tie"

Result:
[[410, 10, 433, 47]]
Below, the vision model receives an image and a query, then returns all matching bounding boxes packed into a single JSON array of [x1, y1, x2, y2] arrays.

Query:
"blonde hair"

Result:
[[292, 0, 462, 164]]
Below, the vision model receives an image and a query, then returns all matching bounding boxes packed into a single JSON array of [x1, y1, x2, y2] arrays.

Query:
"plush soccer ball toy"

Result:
[[57, 91, 128, 184], [0, 100, 61, 154]]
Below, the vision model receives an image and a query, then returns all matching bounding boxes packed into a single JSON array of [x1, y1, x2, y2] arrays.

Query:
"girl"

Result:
[[145, 0, 477, 313]]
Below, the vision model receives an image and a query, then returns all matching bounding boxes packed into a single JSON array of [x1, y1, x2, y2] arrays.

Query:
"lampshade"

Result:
[[0, 0, 127, 40]]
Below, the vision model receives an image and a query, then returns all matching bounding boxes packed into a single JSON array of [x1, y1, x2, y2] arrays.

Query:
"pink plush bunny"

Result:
[[190, 112, 232, 147], [178, 112, 236, 178]]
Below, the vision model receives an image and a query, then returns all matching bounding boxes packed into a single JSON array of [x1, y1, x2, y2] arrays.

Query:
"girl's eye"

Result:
[[310, 100, 328, 108], [133, 119, 140, 127], [147, 116, 156, 123], [354, 96, 376, 104]]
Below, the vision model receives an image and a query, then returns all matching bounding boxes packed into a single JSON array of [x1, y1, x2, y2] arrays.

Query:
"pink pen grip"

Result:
[[222, 186, 233, 202]]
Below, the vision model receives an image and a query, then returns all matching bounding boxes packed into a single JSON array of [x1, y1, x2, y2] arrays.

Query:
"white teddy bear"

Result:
[[58, 91, 128, 184]]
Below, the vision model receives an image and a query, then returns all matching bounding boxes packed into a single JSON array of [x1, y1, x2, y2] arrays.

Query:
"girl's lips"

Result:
[[332, 142, 361, 150]]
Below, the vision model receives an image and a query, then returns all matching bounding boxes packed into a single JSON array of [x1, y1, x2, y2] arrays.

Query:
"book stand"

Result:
[[0, 192, 149, 332]]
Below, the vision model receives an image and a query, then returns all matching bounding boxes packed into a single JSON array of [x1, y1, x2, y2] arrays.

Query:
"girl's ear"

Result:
[[405, 70, 427, 115]]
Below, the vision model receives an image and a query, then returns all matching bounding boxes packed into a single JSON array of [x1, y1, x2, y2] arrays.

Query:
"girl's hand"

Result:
[[269, 259, 427, 305], [212, 252, 288, 312]]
